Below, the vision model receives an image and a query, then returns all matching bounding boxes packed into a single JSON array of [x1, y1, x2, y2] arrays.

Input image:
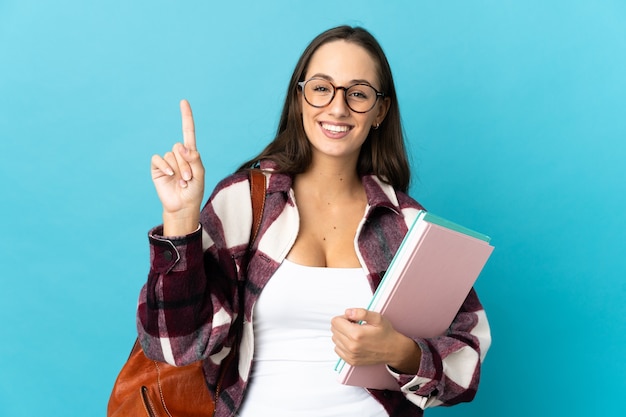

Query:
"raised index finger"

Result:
[[180, 99, 196, 151]]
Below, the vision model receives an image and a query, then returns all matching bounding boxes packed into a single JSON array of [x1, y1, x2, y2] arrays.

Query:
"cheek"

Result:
[[301, 105, 319, 126], [300, 108, 317, 139], [358, 114, 377, 130]]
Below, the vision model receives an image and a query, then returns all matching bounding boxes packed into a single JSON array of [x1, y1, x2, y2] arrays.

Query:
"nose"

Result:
[[327, 87, 350, 117]]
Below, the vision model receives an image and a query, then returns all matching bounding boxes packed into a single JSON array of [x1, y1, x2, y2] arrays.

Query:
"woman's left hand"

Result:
[[331, 308, 421, 374]]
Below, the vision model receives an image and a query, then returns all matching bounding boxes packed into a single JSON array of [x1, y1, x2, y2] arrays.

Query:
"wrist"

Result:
[[162, 210, 200, 236], [388, 334, 422, 375]]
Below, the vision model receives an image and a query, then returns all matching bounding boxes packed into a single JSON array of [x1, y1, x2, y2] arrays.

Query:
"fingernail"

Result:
[[166, 168, 174, 176], [182, 171, 191, 181], [179, 179, 188, 188]]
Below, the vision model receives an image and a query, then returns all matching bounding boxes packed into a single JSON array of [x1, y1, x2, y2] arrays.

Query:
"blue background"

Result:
[[1, 1, 624, 416]]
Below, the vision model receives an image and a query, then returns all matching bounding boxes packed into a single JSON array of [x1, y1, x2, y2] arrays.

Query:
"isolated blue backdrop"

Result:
[[1, 1, 624, 416]]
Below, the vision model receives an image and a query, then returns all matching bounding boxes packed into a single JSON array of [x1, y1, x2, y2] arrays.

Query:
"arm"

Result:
[[393, 288, 491, 409], [332, 288, 490, 409], [136, 100, 240, 366]]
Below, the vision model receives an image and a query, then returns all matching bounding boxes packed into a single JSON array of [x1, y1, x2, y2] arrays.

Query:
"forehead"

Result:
[[305, 40, 379, 85]]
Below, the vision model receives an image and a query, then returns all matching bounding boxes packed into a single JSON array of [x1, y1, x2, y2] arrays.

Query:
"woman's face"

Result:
[[300, 40, 389, 165]]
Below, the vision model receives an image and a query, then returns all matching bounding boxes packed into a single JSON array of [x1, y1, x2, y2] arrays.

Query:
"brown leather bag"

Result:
[[107, 170, 267, 417]]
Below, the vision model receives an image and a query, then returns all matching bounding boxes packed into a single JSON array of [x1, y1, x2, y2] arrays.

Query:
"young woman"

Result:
[[138, 26, 491, 417]]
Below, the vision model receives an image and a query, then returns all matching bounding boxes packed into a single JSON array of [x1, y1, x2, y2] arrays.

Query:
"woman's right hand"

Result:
[[150, 99, 205, 236]]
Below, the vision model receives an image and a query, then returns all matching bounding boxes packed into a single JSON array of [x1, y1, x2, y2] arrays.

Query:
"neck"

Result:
[[295, 157, 363, 200]]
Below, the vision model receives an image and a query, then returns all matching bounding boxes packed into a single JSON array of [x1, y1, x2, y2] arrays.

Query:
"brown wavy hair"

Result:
[[238, 25, 410, 192]]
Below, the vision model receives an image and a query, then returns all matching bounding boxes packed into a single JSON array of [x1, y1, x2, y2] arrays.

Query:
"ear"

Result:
[[374, 96, 391, 126]]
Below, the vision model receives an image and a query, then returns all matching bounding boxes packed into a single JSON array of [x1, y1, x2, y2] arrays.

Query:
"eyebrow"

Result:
[[308, 73, 375, 87]]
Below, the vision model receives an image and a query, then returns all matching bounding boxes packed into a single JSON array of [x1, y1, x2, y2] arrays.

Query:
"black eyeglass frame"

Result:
[[297, 78, 386, 114]]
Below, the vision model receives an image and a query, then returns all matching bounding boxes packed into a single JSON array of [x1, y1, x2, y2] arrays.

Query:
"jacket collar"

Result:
[[362, 175, 402, 215]]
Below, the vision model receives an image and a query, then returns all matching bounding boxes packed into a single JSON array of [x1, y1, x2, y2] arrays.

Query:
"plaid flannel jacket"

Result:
[[137, 161, 491, 417]]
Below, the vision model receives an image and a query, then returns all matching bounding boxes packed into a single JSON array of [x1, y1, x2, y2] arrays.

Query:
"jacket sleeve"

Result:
[[136, 174, 253, 367], [388, 288, 491, 409]]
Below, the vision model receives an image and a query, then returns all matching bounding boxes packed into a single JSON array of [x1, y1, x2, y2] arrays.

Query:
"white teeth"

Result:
[[321, 123, 350, 133]]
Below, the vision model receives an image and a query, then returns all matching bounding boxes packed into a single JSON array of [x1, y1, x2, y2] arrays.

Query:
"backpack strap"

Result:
[[214, 169, 267, 404], [248, 169, 267, 246]]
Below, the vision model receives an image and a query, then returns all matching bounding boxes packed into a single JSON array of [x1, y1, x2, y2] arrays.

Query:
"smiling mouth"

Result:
[[321, 122, 352, 133]]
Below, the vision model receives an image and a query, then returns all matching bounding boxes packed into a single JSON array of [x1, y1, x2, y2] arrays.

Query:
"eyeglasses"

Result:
[[297, 78, 385, 113]]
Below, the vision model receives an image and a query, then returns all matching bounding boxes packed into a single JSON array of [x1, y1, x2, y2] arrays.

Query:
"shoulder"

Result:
[[209, 171, 251, 200], [205, 165, 291, 220], [209, 160, 291, 199]]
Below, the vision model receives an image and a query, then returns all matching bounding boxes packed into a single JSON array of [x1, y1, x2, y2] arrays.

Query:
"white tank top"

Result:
[[236, 259, 388, 417]]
